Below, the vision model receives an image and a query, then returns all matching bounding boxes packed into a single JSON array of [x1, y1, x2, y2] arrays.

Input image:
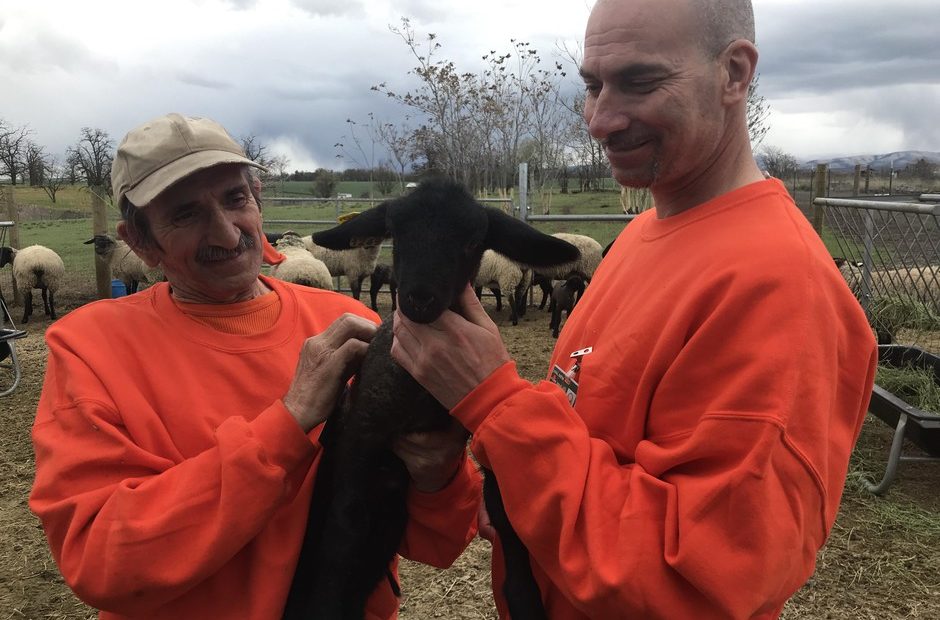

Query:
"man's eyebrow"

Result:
[[579, 63, 670, 81]]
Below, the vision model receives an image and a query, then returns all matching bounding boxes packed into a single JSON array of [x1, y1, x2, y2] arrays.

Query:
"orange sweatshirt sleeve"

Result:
[[450, 264, 876, 618], [400, 454, 482, 568], [29, 343, 316, 615], [262, 235, 286, 265]]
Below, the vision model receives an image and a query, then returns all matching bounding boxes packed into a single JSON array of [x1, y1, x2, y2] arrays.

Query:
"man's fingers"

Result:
[[456, 283, 491, 326], [319, 312, 378, 347], [333, 337, 371, 379]]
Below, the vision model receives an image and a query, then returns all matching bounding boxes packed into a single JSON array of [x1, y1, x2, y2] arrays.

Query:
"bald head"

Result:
[[591, 0, 754, 58], [697, 0, 755, 57]]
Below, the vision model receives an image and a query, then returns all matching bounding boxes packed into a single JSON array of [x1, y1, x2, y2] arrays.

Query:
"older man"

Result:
[[392, 1, 877, 618], [29, 113, 480, 619]]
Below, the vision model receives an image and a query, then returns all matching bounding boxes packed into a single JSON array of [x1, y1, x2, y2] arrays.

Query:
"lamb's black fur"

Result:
[[549, 275, 585, 338], [282, 179, 578, 620], [368, 263, 397, 312]]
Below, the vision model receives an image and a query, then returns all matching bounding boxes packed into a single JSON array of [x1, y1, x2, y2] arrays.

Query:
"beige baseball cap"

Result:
[[111, 113, 266, 208]]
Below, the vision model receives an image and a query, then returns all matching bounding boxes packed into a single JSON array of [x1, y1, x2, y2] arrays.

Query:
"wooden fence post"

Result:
[[853, 164, 861, 197], [2, 184, 23, 306], [90, 187, 112, 299], [812, 163, 828, 235]]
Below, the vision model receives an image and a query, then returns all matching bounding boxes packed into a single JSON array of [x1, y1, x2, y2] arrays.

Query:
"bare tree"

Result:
[[68, 127, 114, 191], [240, 134, 272, 167], [25, 141, 46, 186], [41, 155, 67, 203], [747, 74, 770, 149], [910, 158, 935, 181], [376, 120, 417, 191], [0, 120, 33, 185], [759, 145, 799, 179], [555, 41, 609, 193], [335, 115, 381, 197]]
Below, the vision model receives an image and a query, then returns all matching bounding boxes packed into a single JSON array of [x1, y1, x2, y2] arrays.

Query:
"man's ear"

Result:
[[720, 39, 758, 107], [117, 221, 161, 269]]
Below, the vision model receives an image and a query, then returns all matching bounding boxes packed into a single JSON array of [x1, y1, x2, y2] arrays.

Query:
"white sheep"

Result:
[[529, 233, 602, 308], [836, 259, 939, 310], [532, 232, 602, 283], [302, 234, 380, 301], [270, 232, 333, 290], [0, 245, 65, 323], [473, 250, 532, 326], [84, 235, 162, 294]]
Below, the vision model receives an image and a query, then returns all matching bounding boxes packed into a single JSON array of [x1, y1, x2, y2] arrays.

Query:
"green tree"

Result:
[[374, 165, 396, 196], [311, 169, 337, 198]]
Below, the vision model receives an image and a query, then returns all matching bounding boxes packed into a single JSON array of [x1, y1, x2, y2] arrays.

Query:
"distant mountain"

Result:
[[800, 151, 940, 172]]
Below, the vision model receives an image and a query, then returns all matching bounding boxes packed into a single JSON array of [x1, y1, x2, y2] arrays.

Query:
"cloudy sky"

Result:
[[2, 0, 938, 172]]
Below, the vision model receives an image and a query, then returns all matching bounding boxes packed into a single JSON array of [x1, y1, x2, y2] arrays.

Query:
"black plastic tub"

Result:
[[871, 345, 940, 456]]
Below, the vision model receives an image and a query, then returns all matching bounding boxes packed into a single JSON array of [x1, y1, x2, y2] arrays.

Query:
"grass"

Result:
[[870, 297, 940, 335], [876, 363, 940, 414]]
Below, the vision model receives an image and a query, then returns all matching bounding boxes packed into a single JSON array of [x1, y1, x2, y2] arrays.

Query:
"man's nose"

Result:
[[205, 203, 242, 247], [584, 89, 631, 141]]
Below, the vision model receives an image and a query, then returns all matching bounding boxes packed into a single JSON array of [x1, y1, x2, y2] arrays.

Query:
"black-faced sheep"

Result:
[[473, 250, 531, 326], [549, 275, 585, 338], [84, 234, 161, 294], [368, 263, 397, 312], [269, 232, 333, 290], [302, 234, 381, 301], [282, 178, 579, 620], [0, 245, 65, 323]]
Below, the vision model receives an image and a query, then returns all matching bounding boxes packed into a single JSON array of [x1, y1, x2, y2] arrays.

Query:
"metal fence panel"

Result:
[[818, 197, 940, 351]]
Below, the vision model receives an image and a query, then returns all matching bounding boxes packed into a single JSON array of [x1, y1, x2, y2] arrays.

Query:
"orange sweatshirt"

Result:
[[262, 235, 286, 265], [453, 180, 877, 619], [30, 276, 481, 619]]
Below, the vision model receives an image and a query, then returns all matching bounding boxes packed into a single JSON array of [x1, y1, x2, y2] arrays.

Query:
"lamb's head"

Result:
[[312, 178, 580, 324], [0, 247, 14, 269], [83, 234, 117, 257], [275, 231, 306, 251]]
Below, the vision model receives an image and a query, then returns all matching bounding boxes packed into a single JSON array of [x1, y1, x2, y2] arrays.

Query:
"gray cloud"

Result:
[[176, 72, 234, 90], [2, 0, 937, 170], [756, 2, 940, 96]]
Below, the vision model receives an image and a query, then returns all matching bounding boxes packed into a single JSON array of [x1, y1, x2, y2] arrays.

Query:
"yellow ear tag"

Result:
[[337, 211, 361, 224]]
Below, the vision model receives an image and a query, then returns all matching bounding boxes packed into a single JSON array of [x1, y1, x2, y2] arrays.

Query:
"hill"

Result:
[[801, 150, 940, 172]]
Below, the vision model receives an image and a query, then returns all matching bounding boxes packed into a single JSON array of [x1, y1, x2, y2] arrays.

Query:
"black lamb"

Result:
[[548, 275, 585, 338], [368, 263, 397, 312], [282, 178, 579, 620]]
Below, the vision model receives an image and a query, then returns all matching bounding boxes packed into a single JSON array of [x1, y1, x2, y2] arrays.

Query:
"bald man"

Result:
[[391, 1, 877, 617]]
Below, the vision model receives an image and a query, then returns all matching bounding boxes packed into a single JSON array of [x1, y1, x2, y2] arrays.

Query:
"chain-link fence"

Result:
[[818, 197, 939, 352]]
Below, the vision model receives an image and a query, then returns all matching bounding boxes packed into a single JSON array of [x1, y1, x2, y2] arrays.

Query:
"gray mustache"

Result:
[[196, 232, 256, 262]]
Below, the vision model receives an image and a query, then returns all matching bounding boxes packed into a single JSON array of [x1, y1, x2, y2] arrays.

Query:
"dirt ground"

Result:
[[1, 289, 939, 619]]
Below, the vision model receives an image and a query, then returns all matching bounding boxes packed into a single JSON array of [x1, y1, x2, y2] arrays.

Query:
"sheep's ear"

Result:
[[312, 203, 389, 250], [83, 238, 95, 245], [483, 206, 581, 267]]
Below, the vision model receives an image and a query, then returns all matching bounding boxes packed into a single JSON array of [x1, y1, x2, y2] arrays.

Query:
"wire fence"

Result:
[[818, 196, 940, 351]]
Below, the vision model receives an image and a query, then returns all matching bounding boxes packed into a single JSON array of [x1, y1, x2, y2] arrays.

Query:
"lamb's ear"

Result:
[[483, 206, 581, 267], [312, 202, 389, 250]]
